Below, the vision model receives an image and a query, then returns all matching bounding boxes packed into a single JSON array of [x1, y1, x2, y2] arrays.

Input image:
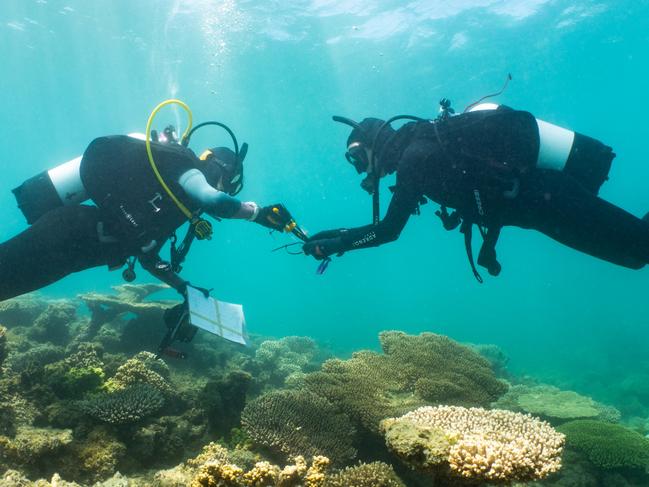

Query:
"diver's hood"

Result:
[[199, 145, 247, 195], [346, 118, 395, 151]]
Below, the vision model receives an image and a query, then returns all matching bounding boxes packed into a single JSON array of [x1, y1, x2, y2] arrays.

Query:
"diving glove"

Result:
[[303, 237, 345, 260], [255, 203, 295, 232]]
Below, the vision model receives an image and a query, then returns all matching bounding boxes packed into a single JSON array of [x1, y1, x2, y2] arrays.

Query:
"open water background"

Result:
[[1, 0, 649, 406]]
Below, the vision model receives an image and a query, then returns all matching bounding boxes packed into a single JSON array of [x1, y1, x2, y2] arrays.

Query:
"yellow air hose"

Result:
[[144, 99, 212, 239]]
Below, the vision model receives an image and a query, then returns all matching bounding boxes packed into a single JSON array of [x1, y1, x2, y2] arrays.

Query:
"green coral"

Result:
[[80, 383, 164, 424], [241, 389, 357, 465], [323, 462, 406, 487], [380, 418, 454, 470], [44, 346, 106, 398], [104, 351, 172, 395], [27, 302, 77, 344], [558, 419, 649, 469], [304, 331, 506, 433], [0, 295, 47, 328]]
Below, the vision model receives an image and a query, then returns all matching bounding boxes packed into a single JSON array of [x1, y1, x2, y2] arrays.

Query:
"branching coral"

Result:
[[80, 383, 164, 424], [381, 405, 564, 484], [323, 462, 405, 487], [558, 419, 649, 470], [251, 336, 329, 390], [104, 351, 173, 396], [304, 331, 507, 434], [493, 384, 620, 424], [241, 389, 356, 465]]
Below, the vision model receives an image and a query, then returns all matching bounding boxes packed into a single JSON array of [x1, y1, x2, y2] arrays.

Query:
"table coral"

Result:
[[241, 389, 356, 465], [80, 383, 164, 424], [304, 331, 507, 434], [493, 384, 620, 423], [558, 419, 649, 469], [381, 405, 564, 484]]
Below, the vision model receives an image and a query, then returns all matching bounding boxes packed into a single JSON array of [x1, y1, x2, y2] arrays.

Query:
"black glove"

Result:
[[303, 237, 345, 261], [179, 281, 212, 298], [255, 203, 294, 231]]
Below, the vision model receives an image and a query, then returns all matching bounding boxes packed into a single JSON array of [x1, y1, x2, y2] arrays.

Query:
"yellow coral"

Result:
[[191, 461, 244, 487], [243, 461, 280, 486], [304, 456, 330, 487], [382, 406, 564, 483]]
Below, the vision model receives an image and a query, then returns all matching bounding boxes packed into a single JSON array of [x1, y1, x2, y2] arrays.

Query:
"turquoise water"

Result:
[[1, 0, 648, 401]]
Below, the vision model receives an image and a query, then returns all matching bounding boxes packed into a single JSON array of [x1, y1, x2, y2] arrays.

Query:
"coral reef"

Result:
[[0, 426, 73, 472], [381, 405, 564, 484], [78, 283, 172, 343], [59, 428, 127, 483], [0, 325, 7, 371], [304, 331, 507, 434], [493, 384, 621, 424], [200, 370, 252, 437], [241, 389, 356, 465], [323, 462, 406, 487], [44, 344, 105, 398], [27, 302, 77, 344], [0, 295, 47, 328], [80, 383, 165, 424], [104, 351, 173, 396], [558, 419, 649, 470], [248, 336, 330, 391]]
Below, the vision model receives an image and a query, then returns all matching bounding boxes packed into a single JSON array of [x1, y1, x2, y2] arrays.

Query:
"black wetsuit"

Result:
[[0, 137, 214, 301], [308, 108, 649, 273]]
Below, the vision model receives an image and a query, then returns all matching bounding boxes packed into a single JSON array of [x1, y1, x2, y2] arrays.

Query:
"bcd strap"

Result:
[[170, 227, 197, 273], [460, 220, 483, 283]]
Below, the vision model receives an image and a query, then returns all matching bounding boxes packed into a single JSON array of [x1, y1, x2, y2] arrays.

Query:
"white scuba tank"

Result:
[[468, 103, 575, 172], [12, 133, 147, 224]]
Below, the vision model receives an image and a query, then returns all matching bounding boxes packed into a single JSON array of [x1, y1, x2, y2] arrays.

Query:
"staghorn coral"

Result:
[[304, 331, 506, 434], [381, 405, 564, 484], [241, 389, 356, 465], [558, 419, 649, 470], [322, 462, 406, 487], [80, 383, 165, 424], [104, 351, 173, 396], [493, 384, 620, 424]]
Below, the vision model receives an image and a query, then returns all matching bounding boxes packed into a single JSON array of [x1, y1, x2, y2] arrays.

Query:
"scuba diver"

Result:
[[1, 119, 297, 301], [303, 98, 649, 281]]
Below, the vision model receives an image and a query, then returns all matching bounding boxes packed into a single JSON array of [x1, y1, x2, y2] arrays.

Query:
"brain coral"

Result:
[[241, 389, 356, 466], [304, 331, 507, 433], [558, 419, 649, 469], [381, 405, 564, 484], [80, 383, 164, 424]]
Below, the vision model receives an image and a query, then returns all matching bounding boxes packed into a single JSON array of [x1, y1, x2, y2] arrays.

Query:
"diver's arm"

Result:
[[138, 252, 188, 294], [304, 184, 420, 257], [179, 169, 258, 220]]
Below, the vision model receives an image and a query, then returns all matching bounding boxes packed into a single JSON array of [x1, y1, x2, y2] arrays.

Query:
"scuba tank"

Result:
[[468, 103, 614, 194], [12, 133, 147, 224]]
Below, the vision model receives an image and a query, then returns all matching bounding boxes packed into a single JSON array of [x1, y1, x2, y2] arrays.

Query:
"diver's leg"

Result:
[[0, 205, 117, 301], [501, 170, 649, 269]]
